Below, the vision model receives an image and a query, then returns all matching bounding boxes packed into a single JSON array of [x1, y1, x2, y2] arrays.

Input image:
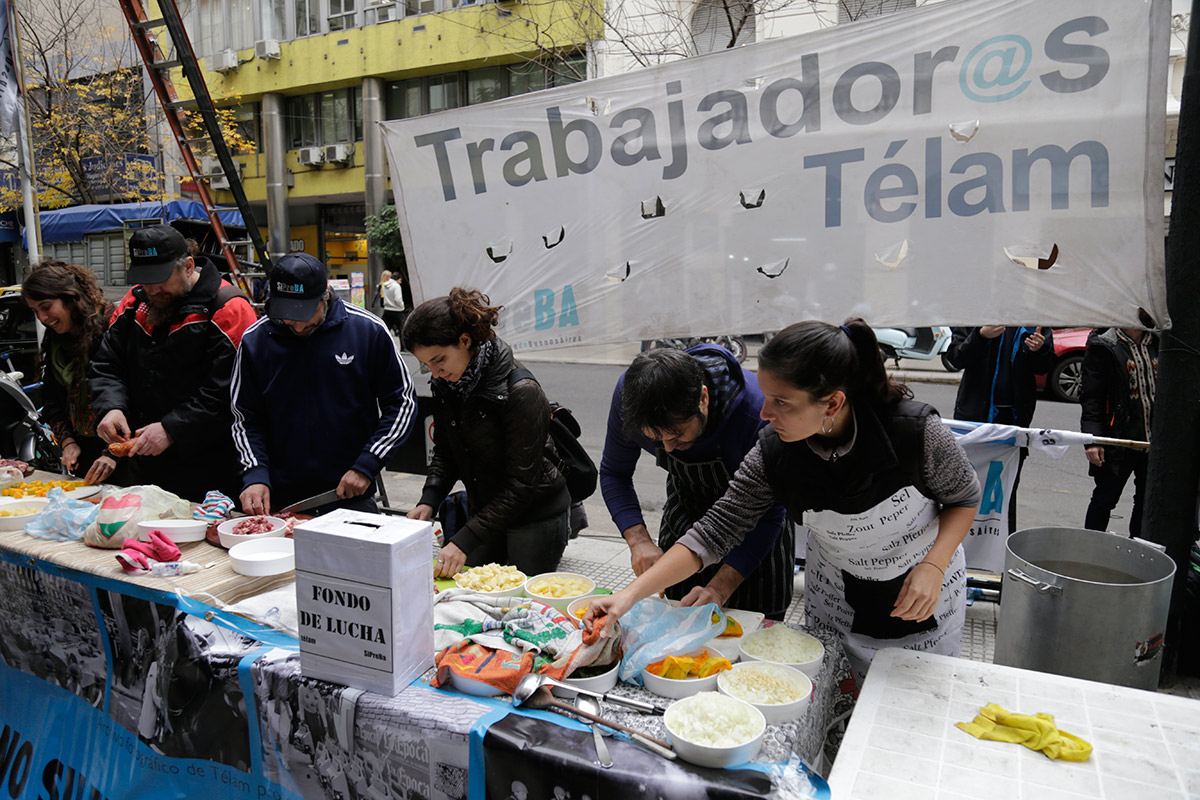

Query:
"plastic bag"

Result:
[[617, 597, 724, 684], [83, 485, 191, 549], [23, 487, 100, 541]]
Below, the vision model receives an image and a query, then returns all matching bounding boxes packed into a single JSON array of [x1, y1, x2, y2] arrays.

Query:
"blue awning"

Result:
[[37, 200, 246, 244]]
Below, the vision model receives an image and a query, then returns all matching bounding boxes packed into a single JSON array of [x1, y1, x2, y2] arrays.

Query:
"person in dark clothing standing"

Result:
[[600, 346, 794, 619], [90, 226, 256, 501], [404, 288, 570, 579], [944, 325, 1054, 532], [232, 254, 417, 516], [1080, 326, 1157, 537]]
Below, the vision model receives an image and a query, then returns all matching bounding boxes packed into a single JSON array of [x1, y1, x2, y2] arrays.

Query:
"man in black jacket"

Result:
[[1080, 327, 1157, 537], [90, 226, 257, 501], [945, 325, 1054, 532]]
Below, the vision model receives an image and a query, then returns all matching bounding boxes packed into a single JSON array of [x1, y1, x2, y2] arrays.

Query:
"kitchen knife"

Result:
[[278, 490, 340, 515]]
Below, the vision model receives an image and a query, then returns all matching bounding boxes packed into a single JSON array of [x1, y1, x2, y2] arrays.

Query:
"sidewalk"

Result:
[[517, 340, 962, 386]]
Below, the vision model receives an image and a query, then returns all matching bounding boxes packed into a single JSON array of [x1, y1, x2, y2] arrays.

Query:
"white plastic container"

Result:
[[138, 518, 207, 543], [664, 693, 765, 768], [217, 516, 288, 549], [523, 571, 595, 613], [738, 626, 825, 679], [640, 646, 728, 699], [229, 538, 295, 577]]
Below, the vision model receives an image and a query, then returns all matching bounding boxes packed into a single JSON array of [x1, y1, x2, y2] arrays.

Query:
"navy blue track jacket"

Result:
[[230, 297, 417, 506]]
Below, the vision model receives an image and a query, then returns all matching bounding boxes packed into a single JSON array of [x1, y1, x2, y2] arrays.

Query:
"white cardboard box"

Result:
[[294, 509, 433, 696]]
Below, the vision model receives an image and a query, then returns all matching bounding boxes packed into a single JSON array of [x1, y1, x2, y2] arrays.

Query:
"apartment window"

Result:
[[837, 0, 915, 23], [231, 103, 260, 154], [467, 67, 504, 105], [691, 0, 755, 55], [229, 0, 255, 50], [288, 89, 362, 147], [510, 55, 586, 96], [287, 95, 317, 148], [329, 0, 357, 31], [427, 74, 460, 113], [266, 0, 287, 39], [295, 0, 320, 37], [367, 0, 398, 23]]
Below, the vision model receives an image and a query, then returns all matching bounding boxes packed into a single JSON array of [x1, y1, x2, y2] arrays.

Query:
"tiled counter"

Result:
[[829, 648, 1200, 799]]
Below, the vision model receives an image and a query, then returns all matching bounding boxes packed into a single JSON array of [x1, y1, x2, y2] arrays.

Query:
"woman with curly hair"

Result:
[[404, 288, 570, 578], [22, 261, 117, 484]]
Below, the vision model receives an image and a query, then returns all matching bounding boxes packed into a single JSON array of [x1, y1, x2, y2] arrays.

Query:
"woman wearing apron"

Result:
[[586, 319, 981, 684]]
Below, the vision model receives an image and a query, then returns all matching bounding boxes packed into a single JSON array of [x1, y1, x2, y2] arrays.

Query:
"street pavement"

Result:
[[384, 343, 1125, 538]]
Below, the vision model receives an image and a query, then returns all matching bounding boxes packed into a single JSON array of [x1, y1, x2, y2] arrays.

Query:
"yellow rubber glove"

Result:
[[955, 703, 1092, 761]]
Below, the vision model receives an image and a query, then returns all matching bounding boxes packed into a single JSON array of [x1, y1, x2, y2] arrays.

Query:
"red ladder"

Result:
[[115, 0, 272, 298]]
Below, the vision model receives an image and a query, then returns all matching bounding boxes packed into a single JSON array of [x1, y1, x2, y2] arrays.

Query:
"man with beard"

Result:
[[231, 254, 416, 515], [90, 225, 256, 500]]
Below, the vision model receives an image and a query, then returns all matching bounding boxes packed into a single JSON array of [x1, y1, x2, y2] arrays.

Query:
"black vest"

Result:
[[759, 399, 935, 520]]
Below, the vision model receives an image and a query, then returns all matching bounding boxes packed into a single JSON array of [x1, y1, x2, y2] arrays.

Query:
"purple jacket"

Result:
[[599, 345, 789, 578]]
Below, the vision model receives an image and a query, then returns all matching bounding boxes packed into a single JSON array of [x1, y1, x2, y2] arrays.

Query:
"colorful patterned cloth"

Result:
[[431, 588, 621, 696], [192, 491, 235, 522]]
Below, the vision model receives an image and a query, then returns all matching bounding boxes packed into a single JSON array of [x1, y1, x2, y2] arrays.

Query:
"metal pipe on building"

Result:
[[362, 76, 386, 300], [262, 92, 290, 263]]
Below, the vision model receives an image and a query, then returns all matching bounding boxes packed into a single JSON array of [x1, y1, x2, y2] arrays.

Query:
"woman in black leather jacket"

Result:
[[404, 288, 570, 578]]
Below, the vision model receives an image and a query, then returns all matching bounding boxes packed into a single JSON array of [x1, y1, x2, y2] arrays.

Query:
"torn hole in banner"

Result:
[[588, 96, 612, 116], [1003, 243, 1059, 270], [739, 189, 766, 209], [641, 197, 665, 219], [948, 120, 980, 143], [757, 258, 789, 279], [874, 240, 909, 270], [542, 226, 565, 248], [486, 239, 513, 263], [743, 76, 764, 90], [606, 262, 632, 283]]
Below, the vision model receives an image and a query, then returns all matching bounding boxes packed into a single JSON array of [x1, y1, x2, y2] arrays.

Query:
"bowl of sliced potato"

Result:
[[452, 563, 527, 598], [523, 571, 595, 613], [0, 497, 49, 531]]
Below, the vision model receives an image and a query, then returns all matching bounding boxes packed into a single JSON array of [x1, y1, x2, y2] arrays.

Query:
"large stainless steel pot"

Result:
[[994, 527, 1175, 690]]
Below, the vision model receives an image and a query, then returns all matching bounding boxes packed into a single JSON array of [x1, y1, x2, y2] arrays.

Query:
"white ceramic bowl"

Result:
[[452, 566, 527, 598], [448, 670, 505, 696], [737, 626, 825, 679], [717, 662, 812, 725], [138, 518, 208, 543], [640, 646, 729, 699], [664, 693, 766, 768], [229, 538, 295, 577], [217, 516, 288, 549], [566, 595, 597, 623], [551, 660, 620, 699], [523, 571, 595, 613], [0, 497, 49, 531]]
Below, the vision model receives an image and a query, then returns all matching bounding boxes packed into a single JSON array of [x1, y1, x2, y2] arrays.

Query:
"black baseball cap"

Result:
[[128, 226, 188, 285], [267, 253, 329, 322]]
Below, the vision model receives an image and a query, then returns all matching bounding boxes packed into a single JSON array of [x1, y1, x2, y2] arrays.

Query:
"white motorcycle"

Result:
[[874, 326, 957, 371]]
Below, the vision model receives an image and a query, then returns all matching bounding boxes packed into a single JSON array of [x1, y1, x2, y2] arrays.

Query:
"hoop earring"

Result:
[[821, 416, 834, 435]]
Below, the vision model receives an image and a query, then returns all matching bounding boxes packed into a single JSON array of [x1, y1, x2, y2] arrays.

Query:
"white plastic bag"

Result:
[[83, 485, 190, 548], [23, 487, 99, 541], [617, 597, 723, 684]]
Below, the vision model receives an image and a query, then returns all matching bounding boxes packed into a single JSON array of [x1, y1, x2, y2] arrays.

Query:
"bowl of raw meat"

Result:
[[217, 515, 289, 549]]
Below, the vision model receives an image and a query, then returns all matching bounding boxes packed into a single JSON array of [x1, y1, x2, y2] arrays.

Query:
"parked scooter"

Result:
[[874, 326, 957, 370], [0, 352, 61, 471]]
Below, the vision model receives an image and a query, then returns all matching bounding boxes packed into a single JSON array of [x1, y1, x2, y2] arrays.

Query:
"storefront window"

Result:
[[467, 67, 504, 105]]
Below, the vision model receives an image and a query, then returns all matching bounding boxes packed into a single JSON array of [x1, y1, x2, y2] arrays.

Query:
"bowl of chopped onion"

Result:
[[717, 662, 812, 725], [663, 691, 765, 768], [523, 572, 595, 613], [737, 624, 825, 679], [452, 563, 527, 598]]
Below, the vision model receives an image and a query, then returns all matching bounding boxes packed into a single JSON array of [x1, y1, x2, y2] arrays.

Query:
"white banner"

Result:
[[0, 0, 18, 137], [945, 419, 1093, 572], [382, 0, 1169, 352]]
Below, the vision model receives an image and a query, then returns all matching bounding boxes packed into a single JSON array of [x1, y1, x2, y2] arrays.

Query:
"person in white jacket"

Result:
[[380, 270, 406, 335]]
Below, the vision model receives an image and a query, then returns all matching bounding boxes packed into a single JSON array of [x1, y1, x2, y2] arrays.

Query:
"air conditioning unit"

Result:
[[298, 146, 326, 167], [324, 143, 354, 165], [254, 39, 281, 60], [210, 49, 238, 73], [212, 162, 242, 191]]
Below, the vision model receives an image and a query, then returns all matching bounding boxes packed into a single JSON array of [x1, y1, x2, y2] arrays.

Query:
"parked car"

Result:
[[1036, 327, 1092, 403]]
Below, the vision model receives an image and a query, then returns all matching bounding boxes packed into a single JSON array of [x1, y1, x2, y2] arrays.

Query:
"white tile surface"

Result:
[[829, 649, 1200, 800]]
